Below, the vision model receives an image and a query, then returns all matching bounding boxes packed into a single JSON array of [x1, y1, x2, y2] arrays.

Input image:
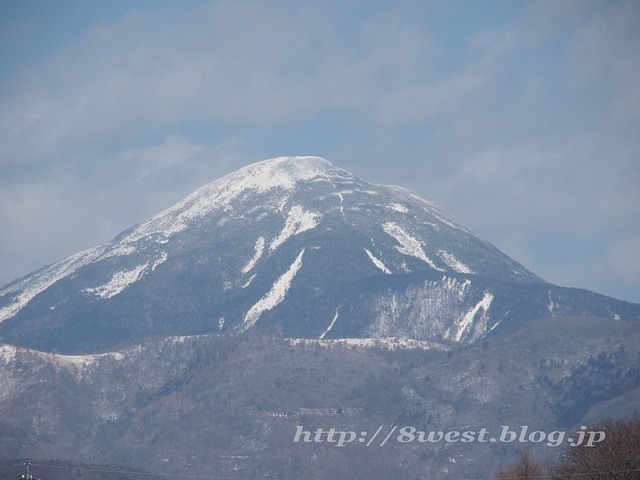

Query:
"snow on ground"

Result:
[[242, 249, 305, 330], [288, 337, 447, 351], [84, 263, 149, 299], [123, 156, 343, 244], [364, 248, 392, 274], [0, 343, 127, 376], [0, 242, 170, 321], [242, 237, 265, 274], [382, 222, 443, 271], [438, 250, 473, 274], [240, 274, 257, 289], [151, 252, 168, 271], [368, 277, 471, 340], [446, 292, 494, 342], [0, 244, 107, 323], [387, 203, 409, 213], [270, 206, 320, 252], [319, 309, 340, 339], [100, 244, 137, 259], [0, 344, 17, 364]]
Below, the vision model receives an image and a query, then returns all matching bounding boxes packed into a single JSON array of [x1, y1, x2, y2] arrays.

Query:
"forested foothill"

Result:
[[2, 315, 640, 478]]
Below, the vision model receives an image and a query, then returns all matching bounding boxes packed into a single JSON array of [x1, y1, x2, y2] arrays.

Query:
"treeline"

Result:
[[494, 414, 640, 479]]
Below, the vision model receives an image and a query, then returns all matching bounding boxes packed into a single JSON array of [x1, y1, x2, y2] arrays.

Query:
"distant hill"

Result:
[[1, 317, 640, 478]]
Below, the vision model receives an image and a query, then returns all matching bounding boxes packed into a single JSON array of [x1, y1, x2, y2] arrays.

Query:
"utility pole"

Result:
[[15, 462, 44, 480]]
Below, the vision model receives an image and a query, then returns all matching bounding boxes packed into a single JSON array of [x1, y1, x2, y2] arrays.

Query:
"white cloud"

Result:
[[122, 133, 215, 179], [0, 2, 495, 167]]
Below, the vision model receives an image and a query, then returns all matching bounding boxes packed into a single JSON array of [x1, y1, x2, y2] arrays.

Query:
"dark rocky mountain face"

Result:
[[1, 156, 638, 354]]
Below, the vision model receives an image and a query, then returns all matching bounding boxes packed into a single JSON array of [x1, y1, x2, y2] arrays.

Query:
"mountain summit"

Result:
[[1, 156, 638, 353]]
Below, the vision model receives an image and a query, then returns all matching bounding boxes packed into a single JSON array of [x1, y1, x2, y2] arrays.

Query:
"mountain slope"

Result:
[[1, 156, 638, 353]]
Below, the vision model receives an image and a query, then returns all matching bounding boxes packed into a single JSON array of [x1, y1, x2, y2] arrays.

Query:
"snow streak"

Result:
[[85, 264, 149, 299], [446, 292, 494, 342], [382, 222, 443, 271], [319, 309, 340, 339], [438, 250, 473, 274], [364, 248, 391, 274], [151, 252, 168, 271], [270, 206, 320, 252], [242, 249, 305, 330], [242, 237, 265, 274]]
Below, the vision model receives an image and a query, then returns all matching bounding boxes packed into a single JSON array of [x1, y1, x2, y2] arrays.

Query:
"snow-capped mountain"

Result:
[[1, 156, 638, 353]]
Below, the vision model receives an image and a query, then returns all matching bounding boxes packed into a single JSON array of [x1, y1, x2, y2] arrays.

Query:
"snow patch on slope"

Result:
[[0, 241, 170, 321], [382, 222, 443, 271], [242, 237, 265, 274], [0, 245, 107, 323], [269, 206, 320, 252], [387, 203, 409, 213], [100, 244, 137, 259], [438, 250, 473, 274], [151, 252, 168, 271], [85, 263, 149, 299], [242, 249, 305, 330], [240, 274, 257, 289], [446, 292, 494, 342]]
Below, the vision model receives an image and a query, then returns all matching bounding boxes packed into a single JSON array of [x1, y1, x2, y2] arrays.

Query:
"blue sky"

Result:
[[1, 0, 639, 303]]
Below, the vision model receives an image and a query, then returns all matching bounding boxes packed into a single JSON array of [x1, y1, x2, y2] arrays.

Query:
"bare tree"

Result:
[[550, 414, 640, 480], [494, 449, 546, 479]]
